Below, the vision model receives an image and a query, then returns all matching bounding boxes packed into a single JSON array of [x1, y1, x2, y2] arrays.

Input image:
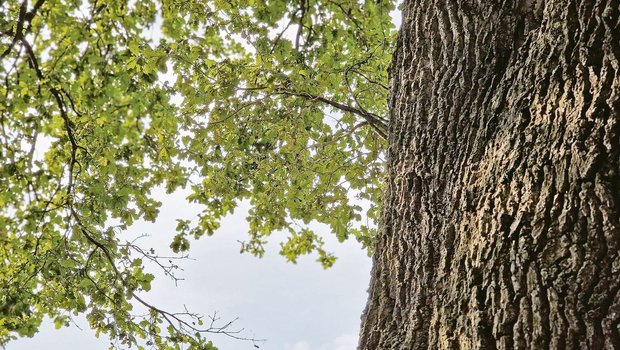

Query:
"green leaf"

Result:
[[0, 0, 395, 347], [60, 259, 78, 268]]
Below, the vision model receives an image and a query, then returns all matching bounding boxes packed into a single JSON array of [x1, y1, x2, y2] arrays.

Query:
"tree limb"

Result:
[[275, 89, 388, 139]]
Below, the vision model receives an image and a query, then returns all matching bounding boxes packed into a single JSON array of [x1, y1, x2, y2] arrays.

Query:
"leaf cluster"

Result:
[[0, 0, 396, 347]]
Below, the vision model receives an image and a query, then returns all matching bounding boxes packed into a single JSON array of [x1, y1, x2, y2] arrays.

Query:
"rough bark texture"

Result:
[[360, 0, 620, 348]]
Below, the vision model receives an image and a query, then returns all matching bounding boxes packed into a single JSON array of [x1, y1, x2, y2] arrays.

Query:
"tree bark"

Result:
[[360, 0, 620, 348]]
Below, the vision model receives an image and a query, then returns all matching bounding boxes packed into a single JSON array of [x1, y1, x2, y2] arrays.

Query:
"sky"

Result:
[[7, 5, 402, 350], [10, 190, 372, 350]]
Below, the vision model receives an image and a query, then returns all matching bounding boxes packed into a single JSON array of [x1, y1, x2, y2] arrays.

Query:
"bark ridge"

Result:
[[360, 0, 620, 348]]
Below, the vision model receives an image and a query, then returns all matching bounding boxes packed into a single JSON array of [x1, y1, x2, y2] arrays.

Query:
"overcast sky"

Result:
[[11, 189, 372, 350], [8, 6, 401, 350]]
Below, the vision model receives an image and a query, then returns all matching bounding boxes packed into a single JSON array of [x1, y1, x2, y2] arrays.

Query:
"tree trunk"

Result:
[[359, 0, 620, 348]]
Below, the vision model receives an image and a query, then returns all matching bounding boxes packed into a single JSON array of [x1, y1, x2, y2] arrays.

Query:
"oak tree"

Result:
[[360, 0, 620, 348], [5, 0, 618, 349]]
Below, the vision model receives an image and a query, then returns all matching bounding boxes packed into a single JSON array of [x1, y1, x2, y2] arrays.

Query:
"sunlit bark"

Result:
[[360, 1, 620, 348]]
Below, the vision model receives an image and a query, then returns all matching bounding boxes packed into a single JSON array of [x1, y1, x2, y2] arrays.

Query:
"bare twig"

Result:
[[70, 208, 264, 345]]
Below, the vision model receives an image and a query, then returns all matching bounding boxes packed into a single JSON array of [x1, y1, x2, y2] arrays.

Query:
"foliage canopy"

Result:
[[0, 0, 396, 348]]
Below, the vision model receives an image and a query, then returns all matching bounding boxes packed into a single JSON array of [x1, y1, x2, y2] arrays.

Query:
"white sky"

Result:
[[7, 5, 402, 350], [10, 189, 372, 350]]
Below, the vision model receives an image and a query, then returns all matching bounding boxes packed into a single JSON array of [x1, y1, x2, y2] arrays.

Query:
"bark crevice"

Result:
[[360, 0, 620, 348]]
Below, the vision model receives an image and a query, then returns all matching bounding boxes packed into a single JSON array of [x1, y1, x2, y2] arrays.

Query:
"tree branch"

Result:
[[21, 37, 81, 197], [275, 89, 388, 139], [69, 207, 264, 346], [0, 0, 47, 59]]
